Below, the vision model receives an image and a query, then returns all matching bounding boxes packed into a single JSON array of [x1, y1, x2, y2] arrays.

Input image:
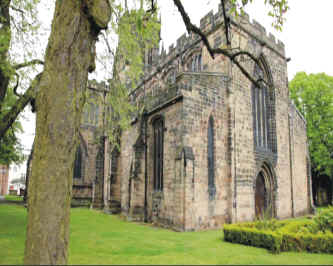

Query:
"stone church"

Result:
[[72, 4, 314, 231]]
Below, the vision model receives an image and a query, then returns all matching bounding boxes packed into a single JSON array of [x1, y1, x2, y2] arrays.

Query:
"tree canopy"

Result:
[[289, 72, 333, 178]]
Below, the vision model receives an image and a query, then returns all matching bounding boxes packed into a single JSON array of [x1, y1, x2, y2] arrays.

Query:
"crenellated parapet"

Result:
[[147, 2, 285, 73]]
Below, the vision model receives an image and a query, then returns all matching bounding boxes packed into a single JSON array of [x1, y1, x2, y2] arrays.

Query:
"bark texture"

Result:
[[24, 0, 110, 265], [0, 0, 11, 112]]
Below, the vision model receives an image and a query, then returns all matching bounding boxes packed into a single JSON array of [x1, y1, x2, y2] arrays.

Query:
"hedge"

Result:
[[280, 231, 333, 253], [223, 224, 282, 254], [223, 223, 333, 254]]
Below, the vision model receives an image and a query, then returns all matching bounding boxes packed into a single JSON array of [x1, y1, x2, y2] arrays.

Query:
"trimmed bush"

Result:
[[224, 217, 333, 254], [223, 224, 282, 254], [313, 206, 333, 233], [281, 231, 333, 254]]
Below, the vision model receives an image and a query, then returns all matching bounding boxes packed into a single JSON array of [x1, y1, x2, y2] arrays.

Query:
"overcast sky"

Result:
[[9, 0, 333, 181]]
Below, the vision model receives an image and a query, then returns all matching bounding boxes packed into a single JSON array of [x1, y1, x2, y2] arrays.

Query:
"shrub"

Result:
[[223, 217, 333, 254], [313, 206, 333, 233], [223, 224, 282, 254], [280, 231, 333, 254]]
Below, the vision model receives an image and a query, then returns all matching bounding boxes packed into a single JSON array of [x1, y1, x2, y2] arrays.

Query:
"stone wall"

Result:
[[179, 73, 231, 230], [108, 2, 310, 230], [289, 104, 309, 216], [0, 165, 9, 195]]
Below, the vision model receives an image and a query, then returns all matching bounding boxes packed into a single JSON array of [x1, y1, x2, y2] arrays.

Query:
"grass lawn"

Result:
[[0, 204, 332, 265], [4, 195, 23, 202]]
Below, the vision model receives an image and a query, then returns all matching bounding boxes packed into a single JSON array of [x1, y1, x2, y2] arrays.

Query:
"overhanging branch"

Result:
[[172, 0, 268, 89], [13, 59, 44, 70], [0, 73, 42, 141]]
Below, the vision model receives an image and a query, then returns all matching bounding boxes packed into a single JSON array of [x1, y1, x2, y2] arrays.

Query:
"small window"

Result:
[[153, 117, 164, 191]]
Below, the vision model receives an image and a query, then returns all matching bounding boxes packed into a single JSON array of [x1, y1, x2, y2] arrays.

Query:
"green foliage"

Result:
[[280, 231, 333, 254], [313, 206, 333, 233], [224, 208, 333, 254], [224, 224, 282, 253], [228, 0, 289, 30], [0, 126, 24, 165], [0, 85, 25, 165], [99, 2, 160, 147], [4, 195, 23, 202], [254, 218, 283, 231], [289, 72, 333, 177]]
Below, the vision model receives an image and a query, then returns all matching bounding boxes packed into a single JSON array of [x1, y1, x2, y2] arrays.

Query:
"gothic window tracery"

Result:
[[252, 60, 274, 151], [153, 116, 164, 191], [187, 53, 202, 72]]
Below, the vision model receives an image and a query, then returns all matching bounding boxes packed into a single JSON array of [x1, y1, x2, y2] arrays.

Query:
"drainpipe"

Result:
[[144, 112, 148, 222], [288, 113, 295, 217]]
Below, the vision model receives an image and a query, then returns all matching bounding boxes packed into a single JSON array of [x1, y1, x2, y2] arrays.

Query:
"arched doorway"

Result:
[[254, 165, 275, 219]]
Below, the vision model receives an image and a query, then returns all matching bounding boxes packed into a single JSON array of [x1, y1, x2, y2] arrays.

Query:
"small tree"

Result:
[[289, 72, 333, 204]]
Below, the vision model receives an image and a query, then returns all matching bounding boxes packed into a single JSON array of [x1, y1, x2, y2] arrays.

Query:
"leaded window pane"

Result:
[[208, 116, 216, 200], [153, 117, 164, 191], [73, 146, 82, 179]]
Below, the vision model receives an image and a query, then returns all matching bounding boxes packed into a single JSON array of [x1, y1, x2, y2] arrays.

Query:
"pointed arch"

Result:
[[254, 162, 277, 218], [208, 115, 216, 200], [252, 54, 276, 152]]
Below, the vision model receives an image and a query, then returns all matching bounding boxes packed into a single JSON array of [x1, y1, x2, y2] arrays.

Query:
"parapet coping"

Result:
[[290, 101, 307, 125]]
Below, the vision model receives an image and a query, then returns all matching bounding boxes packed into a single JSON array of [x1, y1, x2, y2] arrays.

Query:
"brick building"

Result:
[[0, 165, 9, 196], [73, 4, 314, 230]]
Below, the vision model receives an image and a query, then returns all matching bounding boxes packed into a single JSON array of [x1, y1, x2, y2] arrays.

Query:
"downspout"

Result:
[[144, 111, 148, 222], [102, 90, 107, 208], [288, 112, 295, 217]]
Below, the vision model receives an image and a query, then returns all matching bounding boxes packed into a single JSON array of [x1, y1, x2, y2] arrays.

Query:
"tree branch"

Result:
[[0, 73, 42, 141], [13, 59, 44, 70], [172, 0, 268, 89], [10, 5, 24, 14], [221, 0, 231, 46], [13, 73, 20, 97]]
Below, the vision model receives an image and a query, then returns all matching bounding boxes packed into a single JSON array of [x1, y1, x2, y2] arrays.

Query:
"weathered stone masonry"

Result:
[[73, 3, 313, 231]]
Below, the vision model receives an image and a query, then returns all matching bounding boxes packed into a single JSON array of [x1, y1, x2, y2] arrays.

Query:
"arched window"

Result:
[[153, 116, 164, 191], [252, 60, 272, 150], [73, 146, 82, 179], [208, 115, 216, 200], [187, 53, 202, 72]]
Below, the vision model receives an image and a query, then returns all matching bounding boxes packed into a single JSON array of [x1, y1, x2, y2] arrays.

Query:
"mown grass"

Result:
[[4, 195, 23, 202], [0, 204, 332, 265]]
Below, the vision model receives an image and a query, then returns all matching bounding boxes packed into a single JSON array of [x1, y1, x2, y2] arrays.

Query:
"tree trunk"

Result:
[[0, 0, 11, 113], [24, 0, 110, 265]]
